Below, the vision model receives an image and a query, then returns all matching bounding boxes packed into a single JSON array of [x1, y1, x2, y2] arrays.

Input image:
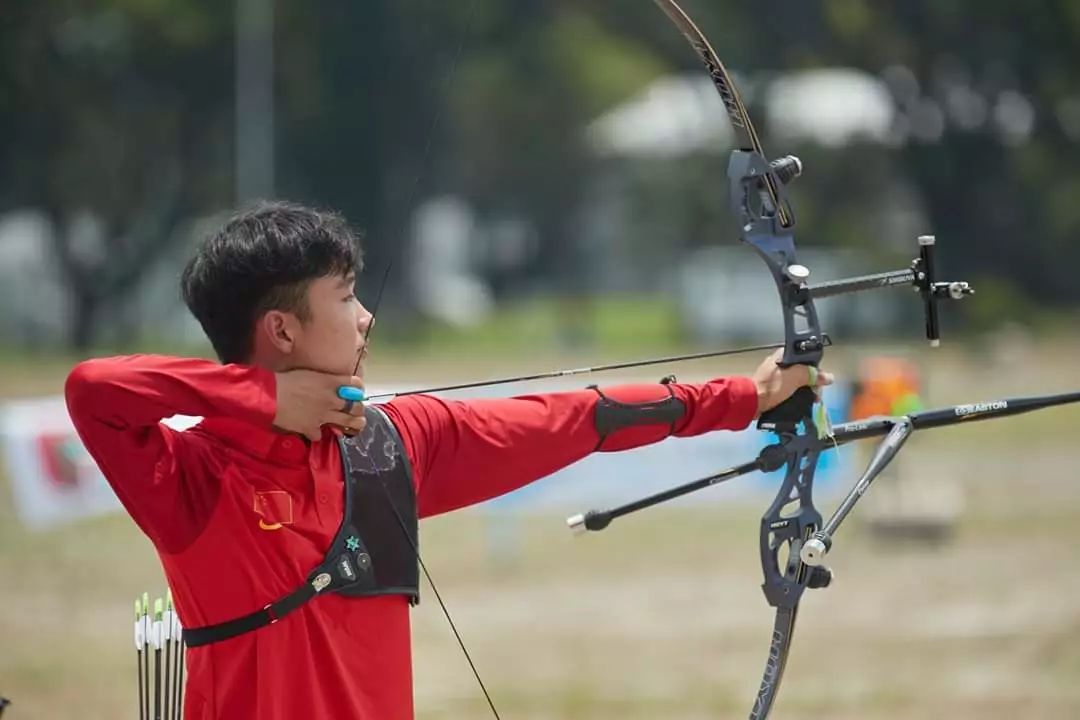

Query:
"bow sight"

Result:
[[732, 148, 973, 360]]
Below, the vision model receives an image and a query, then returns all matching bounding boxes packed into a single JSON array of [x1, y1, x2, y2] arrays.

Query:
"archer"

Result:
[[64, 201, 832, 719]]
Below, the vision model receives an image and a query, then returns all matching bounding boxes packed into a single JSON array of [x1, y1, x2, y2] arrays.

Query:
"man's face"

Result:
[[288, 272, 372, 377]]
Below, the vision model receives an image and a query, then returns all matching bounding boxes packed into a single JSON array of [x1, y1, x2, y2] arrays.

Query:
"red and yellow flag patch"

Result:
[[253, 491, 293, 531]]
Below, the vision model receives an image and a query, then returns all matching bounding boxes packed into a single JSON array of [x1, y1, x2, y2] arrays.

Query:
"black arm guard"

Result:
[[589, 376, 687, 451]]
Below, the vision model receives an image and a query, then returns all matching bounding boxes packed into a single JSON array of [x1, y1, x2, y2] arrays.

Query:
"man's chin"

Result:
[[281, 360, 361, 379]]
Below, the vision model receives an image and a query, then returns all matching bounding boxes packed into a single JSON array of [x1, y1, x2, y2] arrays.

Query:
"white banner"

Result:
[[0, 395, 122, 530]]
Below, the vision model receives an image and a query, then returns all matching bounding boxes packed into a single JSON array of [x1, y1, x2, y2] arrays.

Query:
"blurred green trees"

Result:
[[1, 0, 1077, 349]]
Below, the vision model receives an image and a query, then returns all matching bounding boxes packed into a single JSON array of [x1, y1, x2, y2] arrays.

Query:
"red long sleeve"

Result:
[[380, 375, 759, 518], [64, 354, 277, 550], [62, 355, 757, 720]]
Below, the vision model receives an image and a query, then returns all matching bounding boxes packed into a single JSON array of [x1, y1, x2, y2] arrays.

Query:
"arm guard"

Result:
[[589, 375, 687, 451]]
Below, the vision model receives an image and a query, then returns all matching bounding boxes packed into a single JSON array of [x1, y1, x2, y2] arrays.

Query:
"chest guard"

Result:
[[184, 406, 419, 648]]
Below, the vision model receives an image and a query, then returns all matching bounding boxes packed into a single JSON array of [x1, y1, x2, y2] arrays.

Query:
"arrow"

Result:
[[134, 598, 146, 720], [337, 342, 788, 405]]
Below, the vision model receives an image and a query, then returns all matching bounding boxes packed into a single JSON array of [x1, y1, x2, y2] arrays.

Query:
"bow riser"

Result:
[[759, 437, 824, 609], [730, 151, 824, 378]]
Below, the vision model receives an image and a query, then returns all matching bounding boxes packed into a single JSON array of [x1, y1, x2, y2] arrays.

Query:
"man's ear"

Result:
[[261, 310, 298, 354]]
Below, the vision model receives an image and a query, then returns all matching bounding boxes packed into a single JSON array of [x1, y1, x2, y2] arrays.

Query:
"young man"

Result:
[[65, 202, 831, 719]]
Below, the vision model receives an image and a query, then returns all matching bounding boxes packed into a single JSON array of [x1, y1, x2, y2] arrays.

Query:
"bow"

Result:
[[332, 3, 1080, 718], [569, 2, 973, 718], [642, 7, 828, 715]]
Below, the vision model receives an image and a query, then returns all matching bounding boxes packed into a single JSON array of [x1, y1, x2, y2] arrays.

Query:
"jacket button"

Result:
[[319, 493, 328, 504]]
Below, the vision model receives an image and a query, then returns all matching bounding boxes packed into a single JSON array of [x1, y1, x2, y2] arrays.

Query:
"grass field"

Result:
[[1, 336, 1078, 718]]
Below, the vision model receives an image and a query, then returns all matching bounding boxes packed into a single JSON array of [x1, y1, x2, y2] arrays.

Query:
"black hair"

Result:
[[181, 201, 363, 363]]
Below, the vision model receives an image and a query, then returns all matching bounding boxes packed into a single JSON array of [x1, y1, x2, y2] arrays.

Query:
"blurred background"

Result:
[[1, 0, 1079, 718]]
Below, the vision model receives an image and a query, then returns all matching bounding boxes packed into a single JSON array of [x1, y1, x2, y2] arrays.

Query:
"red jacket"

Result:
[[65, 354, 758, 719]]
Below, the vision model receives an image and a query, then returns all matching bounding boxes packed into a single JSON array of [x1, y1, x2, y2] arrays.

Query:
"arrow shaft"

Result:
[[366, 342, 784, 400]]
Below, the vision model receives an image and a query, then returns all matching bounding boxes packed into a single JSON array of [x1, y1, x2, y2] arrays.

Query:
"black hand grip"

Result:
[[757, 384, 816, 432]]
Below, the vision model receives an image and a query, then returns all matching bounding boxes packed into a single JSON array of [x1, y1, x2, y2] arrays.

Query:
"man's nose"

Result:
[[358, 305, 374, 337]]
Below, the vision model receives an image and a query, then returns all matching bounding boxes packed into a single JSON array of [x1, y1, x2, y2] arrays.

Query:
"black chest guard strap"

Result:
[[184, 406, 419, 648], [589, 376, 687, 451]]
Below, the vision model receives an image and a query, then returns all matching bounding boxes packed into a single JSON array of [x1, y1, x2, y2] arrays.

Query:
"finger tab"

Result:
[[337, 385, 366, 402]]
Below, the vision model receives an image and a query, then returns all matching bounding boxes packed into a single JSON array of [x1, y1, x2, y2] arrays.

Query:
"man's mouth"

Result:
[[351, 346, 367, 375]]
